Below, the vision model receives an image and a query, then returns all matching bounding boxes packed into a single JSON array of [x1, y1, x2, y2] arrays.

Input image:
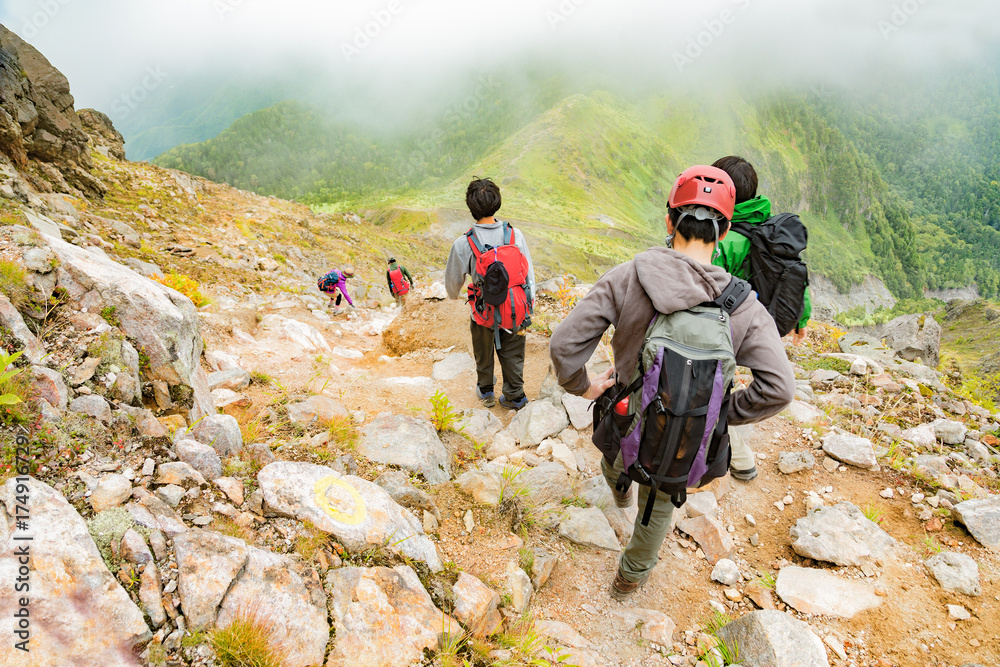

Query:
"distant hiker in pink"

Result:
[[317, 265, 355, 314]]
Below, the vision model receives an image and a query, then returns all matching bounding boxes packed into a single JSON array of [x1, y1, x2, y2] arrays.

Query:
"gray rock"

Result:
[[685, 492, 719, 518], [717, 610, 828, 667], [149, 530, 168, 562], [776, 566, 882, 618], [431, 351, 475, 380], [155, 462, 206, 489], [120, 528, 153, 566], [326, 566, 455, 667], [777, 451, 815, 475], [175, 439, 223, 481], [452, 572, 502, 638], [174, 439, 222, 480], [126, 493, 188, 537], [456, 468, 503, 505], [558, 506, 621, 551], [781, 400, 825, 424], [901, 423, 936, 448], [286, 394, 350, 427], [518, 462, 573, 505], [931, 418, 967, 445], [258, 461, 441, 570], [821, 433, 876, 468], [359, 413, 451, 483], [579, 476, 635, 544], [678, 514, 735, 565], [508, 400, 570, 447], [0, 477, 151, 662], [30, 365, 68, 410], [246, 441, 276, 464], [456, 408, 503, 442], [914, 455, 950, 481], [878, 313, 941, 367], [207, 367, 250, 392], [139, 561, 167, 628], [711, 558, 741, 586], [173, 529, 250, 630], [789, 502, 896, 566], [69, 394, 112, 423], [486, 431, 518, 460], [953, 498, 1000, 551], [0, 293, 44, 363], [838, 333, 897, 366], [505, 563, 533, 614], [374, 470, 440, 520], [90, 474, 132, 512], [185, 413, 243, 457], [561, 393, 594, 430], [155, 484, 186, 508], [925, 552, 981, 596], [216, 546, 329, 667]]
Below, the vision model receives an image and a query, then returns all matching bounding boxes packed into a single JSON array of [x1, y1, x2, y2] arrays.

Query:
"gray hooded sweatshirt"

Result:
[[549, 247, 795, 426], [445, 220, 536, 308]]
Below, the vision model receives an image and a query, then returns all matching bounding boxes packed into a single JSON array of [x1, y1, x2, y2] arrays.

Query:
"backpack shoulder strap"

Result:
[[712, 278, 752, 314], [501, 221, 513, 246], [466, 227, 486, 255], [728, 220, 755, 240]]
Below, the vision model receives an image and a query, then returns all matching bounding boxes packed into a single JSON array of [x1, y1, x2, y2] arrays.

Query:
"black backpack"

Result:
[[730, 213, 809, 337]]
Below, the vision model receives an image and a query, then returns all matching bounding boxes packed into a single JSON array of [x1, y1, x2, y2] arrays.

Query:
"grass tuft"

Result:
[[210, 605, 285, 667]]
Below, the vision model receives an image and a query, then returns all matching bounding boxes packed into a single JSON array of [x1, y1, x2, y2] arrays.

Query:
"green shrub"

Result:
[[0, 260, 30, 309]]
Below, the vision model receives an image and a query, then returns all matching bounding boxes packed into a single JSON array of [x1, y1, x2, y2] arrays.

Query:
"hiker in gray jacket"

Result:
[[549, 165, 795, 600]]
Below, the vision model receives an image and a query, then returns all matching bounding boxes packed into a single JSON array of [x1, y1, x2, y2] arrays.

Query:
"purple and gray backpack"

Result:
[[592, 278, 751, 525]]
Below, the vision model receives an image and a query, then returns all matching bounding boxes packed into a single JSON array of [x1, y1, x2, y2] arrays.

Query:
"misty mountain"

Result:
[[153, 76, 1000, 301]]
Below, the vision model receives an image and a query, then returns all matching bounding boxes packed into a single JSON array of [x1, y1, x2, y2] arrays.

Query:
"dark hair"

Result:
[[387, 258, 396, 264], [668, 207, 731, 245], [711, 155, 758, 204], [466, 178, 502, 221]]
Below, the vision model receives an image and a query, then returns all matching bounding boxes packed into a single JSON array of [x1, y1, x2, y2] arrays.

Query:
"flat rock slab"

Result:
[[953, 498, 1000, 551], [258, 314, 331, 353], [717, 609, 829, 667], [777, 451, 816, 475], [558, 506, 621, 551], [789, 502, 895, 566], [776, 566, 882, 618], [508, 400, 570, 447], [0, 477, 151, 664], [518, 462, 573, 505], [326, 565, 456, 667], [258, 461, 441, 570], [561, 393, 594, 430], [174, 529, 249, 630], [452, 572, 502, 638], [822, 433, 876, 468], [432, 352, 475, 380], [456, 408, 503, 441], [359, 413, 451, 483], [216, 545, 329, 667]]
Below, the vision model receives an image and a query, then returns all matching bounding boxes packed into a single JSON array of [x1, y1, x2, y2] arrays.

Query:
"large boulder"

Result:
[[326, 565, 456, 667], [0, 478, 151, 664], [953, 498, 1000, 551], [36, 233, 213, 419], [789, 502, 896, 566], [359, 413, 451, 483], [717, 610, 829, 667], [257, 462, 441, 570], [878, 313, 941, 367]]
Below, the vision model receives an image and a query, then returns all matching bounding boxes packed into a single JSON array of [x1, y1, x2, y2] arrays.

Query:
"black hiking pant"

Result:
[[470, 320, 526, 400]]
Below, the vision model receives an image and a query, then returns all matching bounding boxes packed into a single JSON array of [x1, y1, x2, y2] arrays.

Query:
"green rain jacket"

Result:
[[712, 196, 812, 331]]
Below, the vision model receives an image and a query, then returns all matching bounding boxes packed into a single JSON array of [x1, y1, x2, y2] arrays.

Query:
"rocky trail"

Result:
[[1, 24, 999, 667]]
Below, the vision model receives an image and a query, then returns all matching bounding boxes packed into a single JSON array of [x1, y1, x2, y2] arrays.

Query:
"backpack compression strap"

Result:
[[711, 278, 752, 314]]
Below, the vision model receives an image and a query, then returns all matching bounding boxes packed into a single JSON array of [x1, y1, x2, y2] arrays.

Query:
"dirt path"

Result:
[[202, 289, 1000, 667]]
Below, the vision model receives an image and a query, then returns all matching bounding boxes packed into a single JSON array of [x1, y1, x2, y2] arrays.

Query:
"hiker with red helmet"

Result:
[[550, 165, 794, 600], [445, 178, 535, 410], [386, 257, 414, 307], [317, 264, 355, 314]]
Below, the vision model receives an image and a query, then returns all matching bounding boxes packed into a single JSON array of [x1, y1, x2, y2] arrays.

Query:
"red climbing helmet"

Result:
[[668, 165, 737, 221]]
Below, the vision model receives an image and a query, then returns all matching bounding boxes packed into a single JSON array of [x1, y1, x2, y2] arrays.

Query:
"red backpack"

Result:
[[466, 222, 533, 348], [388, 267, 410, 295]]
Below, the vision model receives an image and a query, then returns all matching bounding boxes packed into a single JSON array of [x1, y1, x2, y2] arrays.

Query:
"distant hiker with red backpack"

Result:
[[446, 178, 535, 410], [386, 257, 414, 306], [549, 165, 795, 600], [317, 265, 355, 314]]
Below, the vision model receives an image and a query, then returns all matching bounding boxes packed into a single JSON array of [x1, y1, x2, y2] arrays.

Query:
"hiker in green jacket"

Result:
[[711, 156, 812, 344]]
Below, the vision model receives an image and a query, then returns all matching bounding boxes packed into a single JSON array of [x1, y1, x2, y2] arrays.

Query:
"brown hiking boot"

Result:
[[612, 485, 634, 509], [610, 570, 649, 601]]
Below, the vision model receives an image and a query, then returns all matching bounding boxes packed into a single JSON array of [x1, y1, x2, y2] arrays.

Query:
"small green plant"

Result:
[[753, 572, 776, 590], [861, 502, 885, 525], [921, 534, 943, 555], [327, 415, 360, 449], [518, 547, 535, 579], [181, 630, 207, 649], [250, 370, 272, 385], [294, 521, 330, 560], [152, 272, 209, 307], [499, 464, 529, 504], [0, 260, 30, 309], [210, 606, 284, 667], [213, 516, 253, 543], [0, 350, 35, 426], [99, 305, 120, 327], [0, 350, 26, 407], [87, 508, 147, 572], [560, 495, 588, 508], [428, 390, 462, 433], [700, 609, 740, 667]]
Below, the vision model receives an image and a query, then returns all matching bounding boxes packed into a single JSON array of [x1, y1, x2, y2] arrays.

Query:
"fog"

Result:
[[2, 0, 998, 134]]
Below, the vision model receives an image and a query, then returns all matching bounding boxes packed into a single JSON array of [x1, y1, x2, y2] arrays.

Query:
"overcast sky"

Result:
[[1, 0, 998, 113]]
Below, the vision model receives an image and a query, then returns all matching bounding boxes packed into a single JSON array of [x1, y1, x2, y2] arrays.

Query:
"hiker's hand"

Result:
[[790, 328, 807, 346], [582, 367, 615, 401]]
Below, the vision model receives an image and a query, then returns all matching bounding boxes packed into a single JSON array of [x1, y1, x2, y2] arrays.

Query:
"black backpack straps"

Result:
[[502, 220, 513, 246], [713, 278, 752, 314], [728, 220, 754, 240]]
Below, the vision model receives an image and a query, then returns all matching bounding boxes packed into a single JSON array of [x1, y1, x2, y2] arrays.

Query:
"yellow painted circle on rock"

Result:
[[313, 476, 367, 526]]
